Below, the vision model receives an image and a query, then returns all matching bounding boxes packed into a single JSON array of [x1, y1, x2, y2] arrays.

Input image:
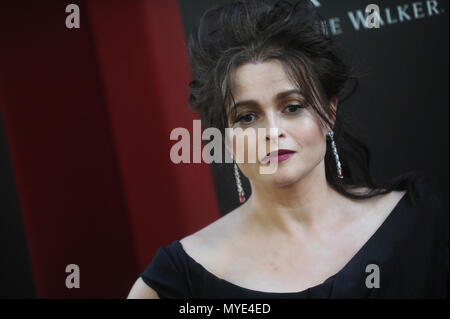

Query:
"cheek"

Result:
[[289, 117, 325, 149], [231, 129, 260, 163]]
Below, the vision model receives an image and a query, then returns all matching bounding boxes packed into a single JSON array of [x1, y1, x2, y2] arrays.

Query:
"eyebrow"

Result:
[[231, 89, 303, 111]]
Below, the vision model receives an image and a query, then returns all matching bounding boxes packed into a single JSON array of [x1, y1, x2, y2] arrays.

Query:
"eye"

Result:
[[235, 113, 256, 125], [284, 104, 305, 114]]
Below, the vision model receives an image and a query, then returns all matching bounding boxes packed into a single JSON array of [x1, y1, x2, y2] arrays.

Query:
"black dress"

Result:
[[140, 177, 448, 298]]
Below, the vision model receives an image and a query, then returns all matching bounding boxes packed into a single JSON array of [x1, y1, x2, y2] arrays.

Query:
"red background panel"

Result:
[[0, 0, 218, 298]]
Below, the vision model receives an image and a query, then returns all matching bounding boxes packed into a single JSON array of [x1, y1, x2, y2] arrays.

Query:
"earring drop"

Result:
[[328, 130, 343, 179], [233, 161, 246, 203]]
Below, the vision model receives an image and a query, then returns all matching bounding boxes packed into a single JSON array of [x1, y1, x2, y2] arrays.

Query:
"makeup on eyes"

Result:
[[233, 103, 305, 125]]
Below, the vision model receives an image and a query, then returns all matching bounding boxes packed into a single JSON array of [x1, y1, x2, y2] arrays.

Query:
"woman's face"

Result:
[[225, 60, 336, 187]]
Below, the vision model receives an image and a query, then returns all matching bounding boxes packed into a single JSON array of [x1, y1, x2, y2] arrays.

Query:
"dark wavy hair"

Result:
[[186, 0, 422, 204]]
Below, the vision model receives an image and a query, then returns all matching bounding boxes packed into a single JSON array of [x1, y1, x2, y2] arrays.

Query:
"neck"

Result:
[[244, 160, 348, 237]]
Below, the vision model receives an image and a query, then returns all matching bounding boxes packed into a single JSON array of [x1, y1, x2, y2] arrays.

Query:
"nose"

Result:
[[265, 129, 285, 141], [264, 113, 286, 142]]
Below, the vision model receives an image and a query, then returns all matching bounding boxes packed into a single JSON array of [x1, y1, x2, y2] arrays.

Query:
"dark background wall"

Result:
[[0, 0, 448, 298], [0, 109, 36, 298]]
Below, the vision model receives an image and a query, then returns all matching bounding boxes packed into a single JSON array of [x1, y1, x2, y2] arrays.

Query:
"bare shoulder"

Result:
[[375, 189, 408, 211], [126, 213, 242, 300], [181, 204, 243, 243], [348, 185, 407, 206], [353, 188, 408, 223], [127, 277, 160, 299], [126, 215, 245, 300], [179, 206, 243, 270]]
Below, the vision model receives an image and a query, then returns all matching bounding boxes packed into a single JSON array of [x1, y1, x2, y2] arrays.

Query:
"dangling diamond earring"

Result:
[[328, 130, 343, 179], [233, 160, 246, 203]]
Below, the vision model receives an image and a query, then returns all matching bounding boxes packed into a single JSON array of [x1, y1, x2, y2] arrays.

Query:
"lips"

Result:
[[262, 149, 296, 163]]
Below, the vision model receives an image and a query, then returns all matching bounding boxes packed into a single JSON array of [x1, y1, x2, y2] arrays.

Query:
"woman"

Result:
[[128, 0, 448, 298]]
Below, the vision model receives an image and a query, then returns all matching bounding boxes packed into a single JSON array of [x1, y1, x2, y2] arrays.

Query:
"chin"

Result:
[[264, 166, 303, 187]]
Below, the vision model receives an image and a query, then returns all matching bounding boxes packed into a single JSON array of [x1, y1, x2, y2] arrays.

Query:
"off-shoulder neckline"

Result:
[[174, 191, 409, 296]]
